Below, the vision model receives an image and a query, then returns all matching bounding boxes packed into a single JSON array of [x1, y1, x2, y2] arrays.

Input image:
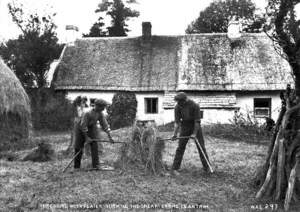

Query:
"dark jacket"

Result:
[[175, 99, 201, 125], [80, 109, 110, 138]]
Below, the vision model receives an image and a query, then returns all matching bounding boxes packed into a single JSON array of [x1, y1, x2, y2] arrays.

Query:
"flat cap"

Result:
[[174, 92, 187, 101], [95, 99, 109, 107]]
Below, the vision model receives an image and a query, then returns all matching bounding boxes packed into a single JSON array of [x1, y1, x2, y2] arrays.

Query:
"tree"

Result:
[[264, 0, 300, 94], [83, 17, 107, 37], [186, 0, 264, 33], [107, 91, 137, 130], [28, 88, 73, 131], [255, 1, 300, 210], [0, 3, 63, 88], [93, 0, 140, 37]]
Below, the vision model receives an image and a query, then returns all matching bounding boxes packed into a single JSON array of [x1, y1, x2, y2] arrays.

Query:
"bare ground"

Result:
[[0, 130, 299, 212]]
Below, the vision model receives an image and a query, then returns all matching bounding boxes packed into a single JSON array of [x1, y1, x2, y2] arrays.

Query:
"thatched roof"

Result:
[[53, 33, 293, 92], [0, 58, 30, 117], [53, 36, 180, 91], [177, 33, 292, 91]]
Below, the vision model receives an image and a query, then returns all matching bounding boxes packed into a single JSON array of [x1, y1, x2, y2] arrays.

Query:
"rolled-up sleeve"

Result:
[[99, 112, 110, 132], [174, 105, 181, 124], [80, 113, 89, 133]]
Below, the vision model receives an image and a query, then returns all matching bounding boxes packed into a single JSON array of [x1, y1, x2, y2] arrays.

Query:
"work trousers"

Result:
[[172, 124, 210, 171], [73, 122, 99, 168]]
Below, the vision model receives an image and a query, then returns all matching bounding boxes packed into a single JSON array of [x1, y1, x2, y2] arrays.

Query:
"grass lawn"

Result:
[[0, 129, 299, 212]]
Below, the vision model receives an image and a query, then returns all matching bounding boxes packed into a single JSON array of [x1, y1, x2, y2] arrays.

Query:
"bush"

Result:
[[158, 111, 270, 144], [157, 121, 175, 132], [107, 91, 137, 130], [203, 111, 270, 143], [28, 88, 73, 131]]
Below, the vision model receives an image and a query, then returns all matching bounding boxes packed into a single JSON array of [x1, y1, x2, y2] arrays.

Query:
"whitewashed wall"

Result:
[[163, 109, 175, 124], [160, 108, 235, 125], [66, 91, 282, 126], [201, 109, 235, 124], [66, 91, 114, 116], [67, 91, 115, 105], [135, 93, 165, 125], [67, 91, 167, 125], [236, 92, 281, 122]]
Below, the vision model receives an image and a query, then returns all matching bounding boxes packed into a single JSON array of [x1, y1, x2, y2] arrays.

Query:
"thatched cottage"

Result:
[[0, 58, 30, 149], [52, 23, 293, 125]]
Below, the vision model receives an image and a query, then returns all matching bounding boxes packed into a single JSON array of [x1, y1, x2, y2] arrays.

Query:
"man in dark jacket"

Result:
[[74, 99, 113, 169], [171, 92, 210, 175]]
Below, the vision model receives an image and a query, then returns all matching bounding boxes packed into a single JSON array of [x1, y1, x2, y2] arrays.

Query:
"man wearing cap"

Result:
[[74, 98, 114, 169], [171, 92, 210, 175]]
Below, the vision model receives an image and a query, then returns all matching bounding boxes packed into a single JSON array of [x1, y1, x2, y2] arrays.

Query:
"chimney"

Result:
[[65, 25, 80, 45], [142, 22, 152, 40]]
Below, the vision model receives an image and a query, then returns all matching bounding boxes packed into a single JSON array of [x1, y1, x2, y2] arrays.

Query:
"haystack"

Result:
[[0, 58, 31, 151], [115, 122, 166, 175]]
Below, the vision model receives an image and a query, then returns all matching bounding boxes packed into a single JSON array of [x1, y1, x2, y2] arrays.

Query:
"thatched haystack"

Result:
[[115, 122, 166, 175], [0, 59, 31, 151]]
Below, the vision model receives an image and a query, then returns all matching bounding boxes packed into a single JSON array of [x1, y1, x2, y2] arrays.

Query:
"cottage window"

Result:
[[145, 98, 158, 114], [254, 98, 271, 118]]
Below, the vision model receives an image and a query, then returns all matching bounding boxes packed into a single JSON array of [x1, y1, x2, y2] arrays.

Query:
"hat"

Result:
[[95, 99, 109, 107], [81, 96, 87, 102], [174, 92, 187, 101], [73, 95, 87, 107]]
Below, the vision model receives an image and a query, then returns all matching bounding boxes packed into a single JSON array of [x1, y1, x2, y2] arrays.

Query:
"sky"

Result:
[[0, 0, 268, 42]]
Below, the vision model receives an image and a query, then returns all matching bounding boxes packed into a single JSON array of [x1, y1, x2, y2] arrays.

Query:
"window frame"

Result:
[[253, 98, 272, 118], [144, 97, 159, 114]]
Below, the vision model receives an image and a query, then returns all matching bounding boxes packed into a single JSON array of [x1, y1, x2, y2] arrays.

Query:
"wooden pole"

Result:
[[256, 128, 281, 199], [159, 136, 214, 173], [275, 138, 286, 200], [284, 160, 299, 211], [62, 148, 83, 173], [193, 137, 214, 173], [266, 107, 286, 166]]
